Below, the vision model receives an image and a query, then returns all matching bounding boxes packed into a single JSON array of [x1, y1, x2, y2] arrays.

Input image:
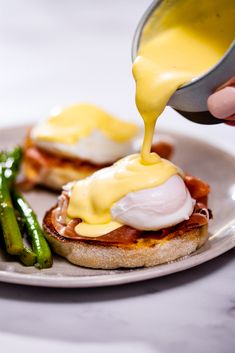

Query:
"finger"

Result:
[[225, 116, 235, 126], [207, 86, 235, 120]]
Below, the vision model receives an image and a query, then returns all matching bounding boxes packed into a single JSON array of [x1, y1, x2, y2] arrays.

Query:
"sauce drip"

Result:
[[133, 0, 235, 163]]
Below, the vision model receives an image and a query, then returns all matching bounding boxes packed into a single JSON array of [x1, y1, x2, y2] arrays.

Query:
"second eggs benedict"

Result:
[[22, 103, 173, 190], [22, 103, 137, 190]]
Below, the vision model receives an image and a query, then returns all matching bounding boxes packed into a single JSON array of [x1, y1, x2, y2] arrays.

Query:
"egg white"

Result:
[[111, 175, 195, 230], [31, 129, 136, 165]]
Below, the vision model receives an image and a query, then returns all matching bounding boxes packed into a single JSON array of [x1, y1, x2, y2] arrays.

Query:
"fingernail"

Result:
[[207, 86, 235, 119]]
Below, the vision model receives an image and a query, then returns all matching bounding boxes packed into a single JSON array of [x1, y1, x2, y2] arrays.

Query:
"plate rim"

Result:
[[0, 236, 235, 288]]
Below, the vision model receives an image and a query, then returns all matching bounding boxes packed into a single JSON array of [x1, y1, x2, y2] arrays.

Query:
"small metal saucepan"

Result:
[[132, 0, 235, 125]]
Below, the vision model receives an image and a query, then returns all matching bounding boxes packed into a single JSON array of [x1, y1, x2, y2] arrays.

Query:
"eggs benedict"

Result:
[[22, 103, 173, 190], [43, 155, 211, 269]]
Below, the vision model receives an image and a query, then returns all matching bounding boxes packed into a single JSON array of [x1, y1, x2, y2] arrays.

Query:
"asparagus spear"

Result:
[[0, 149, 36, 265], [19, 246, 37, 266], [0, 165, 24, 255], [0, 148, 50, 268], [0, 147, 22, 186], [12, 190, 53, 269]]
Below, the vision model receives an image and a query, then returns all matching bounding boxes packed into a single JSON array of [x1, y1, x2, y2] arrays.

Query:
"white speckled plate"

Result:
[[0, 126, 235, 287]]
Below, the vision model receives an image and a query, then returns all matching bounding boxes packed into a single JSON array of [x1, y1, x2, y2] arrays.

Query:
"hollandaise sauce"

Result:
[[68, 0, 235, 237], [33, 103, 138, 144], [68, 154, 180, 236], [133, 0, 235, 163]]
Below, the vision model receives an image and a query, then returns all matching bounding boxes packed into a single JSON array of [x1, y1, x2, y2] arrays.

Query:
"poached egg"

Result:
[[111, 175, 195, 230], [67, 154, 195, 237], [31, 103, 139, 165]]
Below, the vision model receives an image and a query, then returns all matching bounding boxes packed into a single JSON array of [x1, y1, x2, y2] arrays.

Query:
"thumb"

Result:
[[207, 86, 235, 121]]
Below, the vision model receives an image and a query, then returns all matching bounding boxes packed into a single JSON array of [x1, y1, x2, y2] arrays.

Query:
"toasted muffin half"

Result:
[[44, 208, 208, 269]]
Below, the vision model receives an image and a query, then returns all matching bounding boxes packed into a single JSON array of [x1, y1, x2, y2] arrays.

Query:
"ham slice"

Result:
[[51, 175, 211, 246]]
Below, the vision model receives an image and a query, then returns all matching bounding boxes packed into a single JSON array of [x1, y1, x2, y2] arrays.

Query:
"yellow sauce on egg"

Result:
[[67, 154, 180, 236], [68, 0, 235, 237], [33, 103, 138, 144]]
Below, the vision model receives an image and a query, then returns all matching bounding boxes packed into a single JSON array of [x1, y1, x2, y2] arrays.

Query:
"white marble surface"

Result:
[[0, 1, 235, 352]]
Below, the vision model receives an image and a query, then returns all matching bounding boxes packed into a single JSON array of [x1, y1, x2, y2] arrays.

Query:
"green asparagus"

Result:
[[0, 147, 50, 268], [0, 149, 37, 265], [0, 147, 22, 186], [12, 190, 53, 269], [19, 246, 37, 266], [0, 165, 24, 255]]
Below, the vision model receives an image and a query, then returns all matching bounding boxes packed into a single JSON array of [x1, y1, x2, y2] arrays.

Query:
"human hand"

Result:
[[207, 76, 235, 126]]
